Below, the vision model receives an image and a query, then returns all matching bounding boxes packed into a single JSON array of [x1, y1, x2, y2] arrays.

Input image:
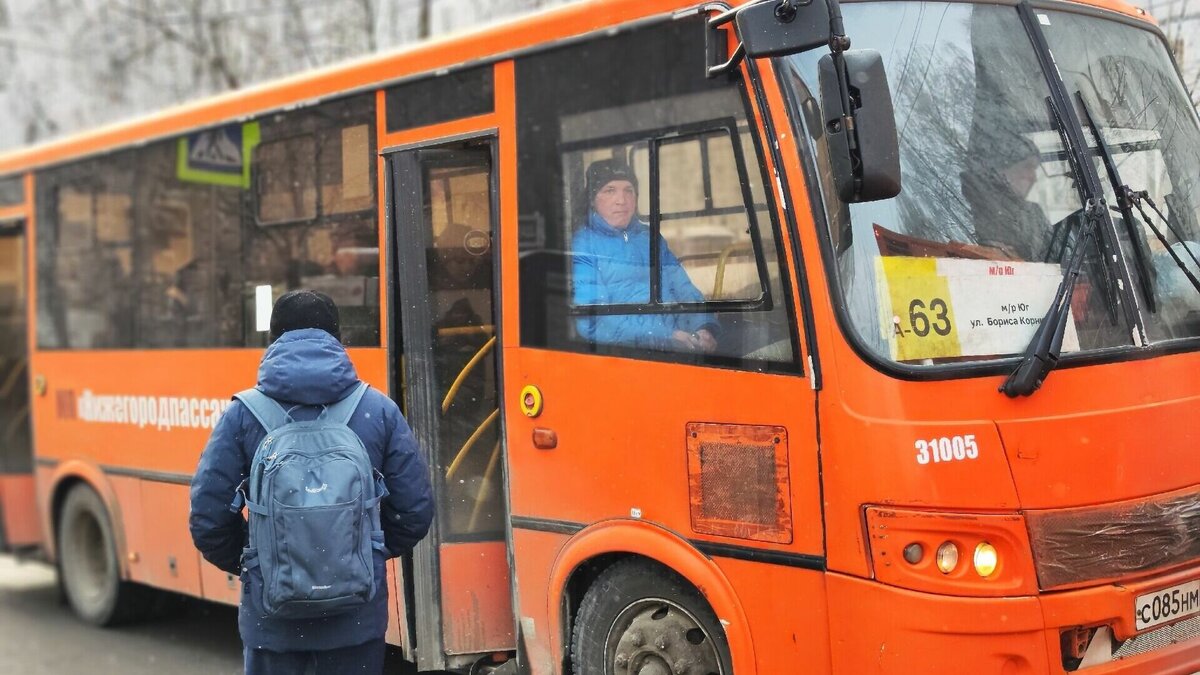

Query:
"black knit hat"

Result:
[[586, 159, 639, 204], [270, 289, 341, 341]]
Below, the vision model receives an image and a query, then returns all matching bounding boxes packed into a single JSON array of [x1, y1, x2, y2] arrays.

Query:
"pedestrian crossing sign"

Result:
[[176, 122, 260, 188]]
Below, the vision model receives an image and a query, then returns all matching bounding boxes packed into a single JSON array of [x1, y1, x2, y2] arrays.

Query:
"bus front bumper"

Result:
[[826, 567, 1200, 674]]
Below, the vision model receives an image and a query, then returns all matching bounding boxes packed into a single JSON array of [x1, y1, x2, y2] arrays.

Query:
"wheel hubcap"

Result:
[[606, 599, 723, 675]]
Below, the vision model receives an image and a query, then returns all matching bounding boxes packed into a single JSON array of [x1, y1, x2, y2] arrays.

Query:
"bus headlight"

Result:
[[902, 542, 924, 564], [936, 542, 959, 574], [974, 542, 999, 577], [864, 507, 1037, 596]]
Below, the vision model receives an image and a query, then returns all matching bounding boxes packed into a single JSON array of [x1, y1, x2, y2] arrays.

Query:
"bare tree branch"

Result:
[[205, 16, 239, 89], [358, 0, 376, 52], [283, 0, 318, 70], [109, 0, 241, 90], [0, 0, 13, 92], [1, 0, 577, 151]]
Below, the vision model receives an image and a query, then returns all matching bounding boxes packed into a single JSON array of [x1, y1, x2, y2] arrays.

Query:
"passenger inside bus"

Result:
[[571, 159, 720, 353], [963, 131, 1053, 262]]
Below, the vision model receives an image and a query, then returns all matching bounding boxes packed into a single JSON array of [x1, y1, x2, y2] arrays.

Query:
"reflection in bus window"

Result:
[[38, 166, 137, 349], [255, 135, 317, 225], [517, 17, 799, 371], [0, 230, 32, 474], [35, 95, 379, 349], [0, 176, 22, 207], [322, 125, 373, 216], [244, 96, 379, 347], [135, 139, 243, 348]]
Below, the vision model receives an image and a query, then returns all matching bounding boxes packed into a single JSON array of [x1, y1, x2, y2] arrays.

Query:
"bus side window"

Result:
[[383, 66, 494, 133], [244, 95, 380, 348], [255, 135, 318, 225], [133, 136, 244, 349], [0, 176, 21, 207], [36, 162, 137, 349], [646, 130, 770, 303], [515, 17, 799, 372], [35, 95, 381, 351], [320, 125, 373, 216]]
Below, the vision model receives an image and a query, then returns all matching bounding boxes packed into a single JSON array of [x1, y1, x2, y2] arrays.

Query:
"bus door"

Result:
[[386, 138, 515, 670], [0, 219, 37, 551]]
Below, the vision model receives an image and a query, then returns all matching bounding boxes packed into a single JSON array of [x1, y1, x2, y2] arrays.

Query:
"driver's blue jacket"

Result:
[[571, 211, 716, 348]]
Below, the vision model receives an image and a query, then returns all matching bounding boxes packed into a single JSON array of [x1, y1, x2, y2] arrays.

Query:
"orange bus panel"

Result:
[[0, 474, 38, 547], [440, 541, 515, 655]]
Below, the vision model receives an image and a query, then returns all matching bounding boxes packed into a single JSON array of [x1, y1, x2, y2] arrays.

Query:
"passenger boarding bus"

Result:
[[1, 0, 1200, 671]]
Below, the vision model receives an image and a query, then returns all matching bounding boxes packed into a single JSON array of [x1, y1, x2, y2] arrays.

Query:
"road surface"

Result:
[[0, 554, 419, 673], [0, 554, 243, 674]]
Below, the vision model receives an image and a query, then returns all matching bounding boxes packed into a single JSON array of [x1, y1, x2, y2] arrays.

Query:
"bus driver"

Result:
[[963, 132, 1053, 262], [571, 159, 719, 353]]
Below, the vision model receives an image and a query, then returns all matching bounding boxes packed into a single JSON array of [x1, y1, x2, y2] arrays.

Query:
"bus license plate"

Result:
[[1135, 580, 1200, 631]]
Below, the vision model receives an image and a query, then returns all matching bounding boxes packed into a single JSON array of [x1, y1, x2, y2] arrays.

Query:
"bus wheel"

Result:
[[572, 560, 731, 675], [57, 484, 147, 626]]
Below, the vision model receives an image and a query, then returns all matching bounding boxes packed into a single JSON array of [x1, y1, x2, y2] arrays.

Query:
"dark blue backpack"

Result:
[[230, 382, 388, 619]]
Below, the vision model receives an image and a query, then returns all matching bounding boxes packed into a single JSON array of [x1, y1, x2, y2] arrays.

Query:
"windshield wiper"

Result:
[[1003, 92, 1200, 398], [1000, 198, 1105, 398], [1076, 93, 1162, 312], [1134, 193, 1200, 296], [1001, 95, 1119, 398], [1077, 93, 1200, 307], [1042, 94, 1122, 321]]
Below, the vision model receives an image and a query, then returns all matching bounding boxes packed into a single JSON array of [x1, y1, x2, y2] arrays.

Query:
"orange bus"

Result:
[[2, 0, 1200, 672]]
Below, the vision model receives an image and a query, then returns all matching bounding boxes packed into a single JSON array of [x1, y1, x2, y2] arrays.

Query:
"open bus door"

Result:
[[386, 137, 516, 671], [0, 219, 37, 551]]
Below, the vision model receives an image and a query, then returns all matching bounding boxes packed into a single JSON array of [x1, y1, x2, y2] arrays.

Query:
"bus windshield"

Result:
[[1041, 9, 1200, 343], [778, 2, 1200, 369]]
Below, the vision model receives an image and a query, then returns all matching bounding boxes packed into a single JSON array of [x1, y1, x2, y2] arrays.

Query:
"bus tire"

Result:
[[57, 484, 148, 626], [571, 559, 732, 675]]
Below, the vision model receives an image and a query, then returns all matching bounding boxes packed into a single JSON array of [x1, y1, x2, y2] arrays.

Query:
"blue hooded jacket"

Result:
[[189, 328, 433, 652], [572, 211, 716, 348]]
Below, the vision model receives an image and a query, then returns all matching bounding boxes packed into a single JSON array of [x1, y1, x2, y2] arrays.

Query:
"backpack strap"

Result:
[[365, 469, 390, 510], [234, 388, 290, 433], [229, 478, 270, 516], [324, 382, 370, 425]]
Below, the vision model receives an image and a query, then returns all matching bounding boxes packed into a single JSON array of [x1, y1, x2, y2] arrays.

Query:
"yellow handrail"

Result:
[[441, 335, 497, 414], [712, 241, 753, 298], [436, 324, 495, 338], [0, 357, 24, 398], [467, 441, 504, 531], [445, 408, 499, 481]]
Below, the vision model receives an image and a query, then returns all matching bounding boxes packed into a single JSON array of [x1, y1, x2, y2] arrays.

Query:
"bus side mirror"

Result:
[[819, 50, 902, 203], [735, 0, 831, 57]]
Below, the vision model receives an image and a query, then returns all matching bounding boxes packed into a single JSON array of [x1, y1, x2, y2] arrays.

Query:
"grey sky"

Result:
[[0, 0, 1195, 154]]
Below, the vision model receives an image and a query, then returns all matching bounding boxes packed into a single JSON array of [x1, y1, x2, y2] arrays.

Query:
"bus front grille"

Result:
[[1026, 485, 1200, 589]]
